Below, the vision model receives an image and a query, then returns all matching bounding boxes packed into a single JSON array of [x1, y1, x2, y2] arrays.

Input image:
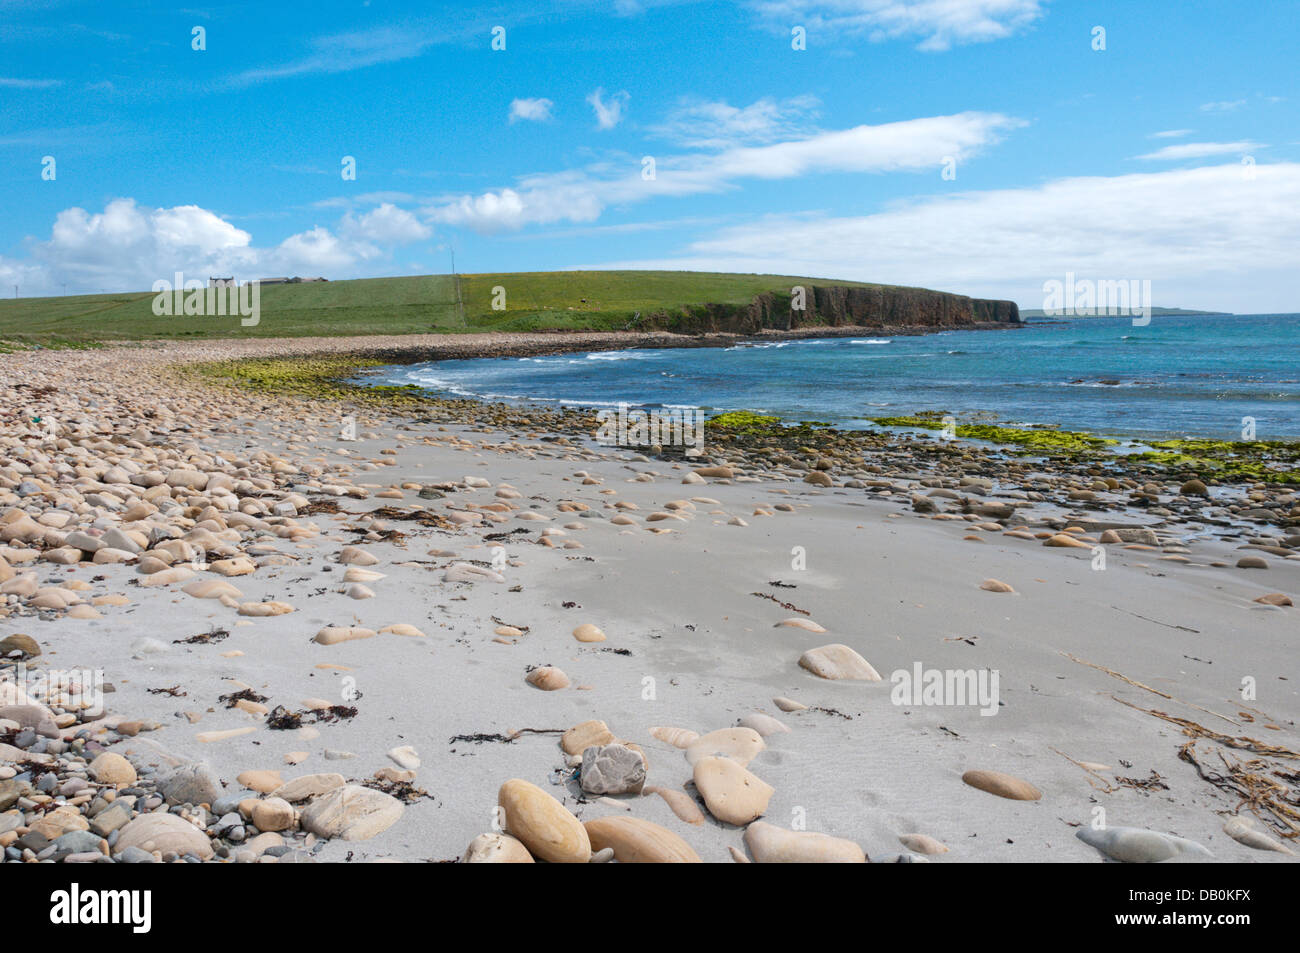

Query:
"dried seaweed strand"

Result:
[[1050, 746, 1119, 793], [1064, 651, 1239, 726], [1179, 741, 1300, 839], [1112, 695, 1300, 758]]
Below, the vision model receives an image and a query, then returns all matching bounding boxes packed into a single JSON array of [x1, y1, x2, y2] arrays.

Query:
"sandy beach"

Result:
[[2, 335, 1297, 865]]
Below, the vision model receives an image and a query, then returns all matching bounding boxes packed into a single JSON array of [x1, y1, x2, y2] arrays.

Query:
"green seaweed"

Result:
[[707, 410, 832, 439], [870, 414, 1115, 456]]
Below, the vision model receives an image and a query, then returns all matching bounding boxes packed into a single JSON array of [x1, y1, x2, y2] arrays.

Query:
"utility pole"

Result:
[[451, 247, 465, 327]]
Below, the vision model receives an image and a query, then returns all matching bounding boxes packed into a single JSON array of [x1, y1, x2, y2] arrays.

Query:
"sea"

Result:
[[364, 314, 1300, 442]]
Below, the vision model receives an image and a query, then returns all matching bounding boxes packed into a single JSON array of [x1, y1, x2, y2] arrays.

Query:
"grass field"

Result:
[[0, 271, 889, 344]]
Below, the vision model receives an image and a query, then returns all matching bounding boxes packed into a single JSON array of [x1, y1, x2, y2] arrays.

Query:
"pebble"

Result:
[[525, 666, 570, 691], [1043, 533, 1092, 549], [0, 633, 39, 658], [1253, 592, 1293, 606], [772, 696, 808, 712], [378, 623, 426, 637], [251, 797, 297, 833], [692, 756, 773, 826], [743, 821, 866, 863], [443, 563, 505, 584], [299, 785, 404, 841], [643, 785, 706, 825], [561, 719, 616, 756], [387, 746, 420, 770], [685, 728, 765, 767], [461, 832, 535, 863], [496, 778, 591, 863], [314, 626, 377, 645], [572, 623, 606, 643], [961, 769, 1042, 801], [899, 833, 949, 854], [1222, 816, 1294, 854], [775, 617, 826, 633], [798, 644, 881, 681], [1075, 826, 1211, 863], [584, 815, 701, 863], [115, 813, 213, 860], [737, 713, 789, 736], [87, 753, 136, 786], [648, 725, 699, 748], [237, 770, 284, 794], [237, 601, 295, 616], [273, 773, 345, 802], [580, 743, 646, 796]]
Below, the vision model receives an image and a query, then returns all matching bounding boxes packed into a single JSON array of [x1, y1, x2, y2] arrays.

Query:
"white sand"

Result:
[[3, 338, 1297, 863]]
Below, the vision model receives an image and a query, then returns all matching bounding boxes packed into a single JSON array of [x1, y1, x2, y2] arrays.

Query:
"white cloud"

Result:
[[227, 25, 443, 87], [0, 198, 432, 294], [749, 0, 1046, 51], [312, 191, 417, 209], [587, 87, 630, 129], [36, 199, 255, 290], [274, 227, 371, 271], [426, 110, 1022, 231], [1136, 141, 1263, 161], [1201, 99, 1247, 112], [509, 97, 554, 123], [343, 203, 432, 243], [652, 95, 821, 148], [583, 162, 1300, 313], [1150, 129, 1193, 139]]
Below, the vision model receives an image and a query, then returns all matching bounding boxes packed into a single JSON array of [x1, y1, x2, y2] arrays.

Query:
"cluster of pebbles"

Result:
[[466, 717, 933, 864]]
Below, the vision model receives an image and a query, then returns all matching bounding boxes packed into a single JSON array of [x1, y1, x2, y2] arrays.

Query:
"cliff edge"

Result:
[[639, 284, 1020, 334]]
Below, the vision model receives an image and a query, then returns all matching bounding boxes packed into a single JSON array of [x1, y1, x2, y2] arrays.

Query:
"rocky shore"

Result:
[[1, 334, 1297, 864]]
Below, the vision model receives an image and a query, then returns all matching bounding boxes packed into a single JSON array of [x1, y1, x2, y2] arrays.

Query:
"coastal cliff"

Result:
[[639, 285, 1020, 334]]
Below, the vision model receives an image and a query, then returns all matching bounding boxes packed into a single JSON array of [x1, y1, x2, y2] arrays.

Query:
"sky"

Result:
[[1, 0, 1296, 312]]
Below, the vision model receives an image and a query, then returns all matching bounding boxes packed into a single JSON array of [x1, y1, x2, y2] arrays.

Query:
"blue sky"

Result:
[[1, 0, 1296, 310]]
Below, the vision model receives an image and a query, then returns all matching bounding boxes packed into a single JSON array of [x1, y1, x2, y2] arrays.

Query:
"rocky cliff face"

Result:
[[641, 285, 1020, 334]]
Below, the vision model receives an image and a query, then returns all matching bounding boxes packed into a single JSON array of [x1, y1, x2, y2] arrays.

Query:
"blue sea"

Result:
[[369, 314, 1300, 441]]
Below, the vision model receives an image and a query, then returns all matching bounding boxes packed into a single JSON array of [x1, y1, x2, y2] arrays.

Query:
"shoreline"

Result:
[[180, 331, 1300, 490]]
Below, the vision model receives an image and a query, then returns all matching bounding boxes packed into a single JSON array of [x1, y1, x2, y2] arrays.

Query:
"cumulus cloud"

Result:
[[273, 227, 371, 271], [343, 203, 433, 243], [1136, 141, 1263, 161], [31, 199, 255, 290], [748, 0, 1046, 51], [426, 110, 1022, 232], [583, 162, 1300, 313], [509, 97, 554, 123], [587, 87, 630, 129], [0, 198, 433, 294]]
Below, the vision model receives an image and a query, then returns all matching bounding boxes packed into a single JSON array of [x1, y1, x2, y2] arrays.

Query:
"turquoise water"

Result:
[[372, 314, 1300, 440]]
